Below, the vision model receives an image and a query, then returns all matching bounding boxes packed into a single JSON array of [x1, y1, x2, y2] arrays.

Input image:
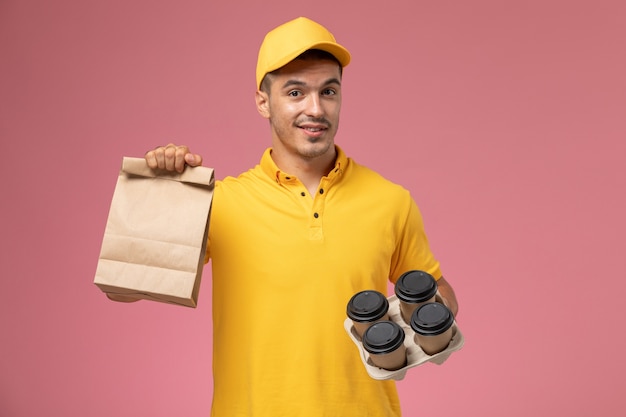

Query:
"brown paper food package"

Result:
[[94, 157, 215, 308]]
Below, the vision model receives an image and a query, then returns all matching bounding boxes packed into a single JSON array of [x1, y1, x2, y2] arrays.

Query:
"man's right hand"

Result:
[[145, 143, 204, 173]]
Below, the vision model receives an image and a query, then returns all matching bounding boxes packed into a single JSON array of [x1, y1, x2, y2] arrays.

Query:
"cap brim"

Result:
[[266, 41, 351, 76]]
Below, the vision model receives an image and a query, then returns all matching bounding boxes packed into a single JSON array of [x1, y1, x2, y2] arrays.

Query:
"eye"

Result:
[[322, 88, 337, 96], [288, 90, 302, 97]]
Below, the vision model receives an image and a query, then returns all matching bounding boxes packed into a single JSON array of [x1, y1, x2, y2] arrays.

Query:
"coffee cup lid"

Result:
[[362, 321, 405, 354], [346, 290, 389, 323], [410, 302, 454, 336], [394, 270, 438, 303]]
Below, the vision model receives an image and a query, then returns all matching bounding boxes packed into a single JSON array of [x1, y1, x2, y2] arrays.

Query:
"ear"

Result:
[[255, 90, 271, 119]]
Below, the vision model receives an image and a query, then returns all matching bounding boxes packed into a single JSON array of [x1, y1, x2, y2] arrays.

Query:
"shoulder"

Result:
[[215, 165, 264, 190], [344, 157, 411, 200], [213, 165, 281, 210]]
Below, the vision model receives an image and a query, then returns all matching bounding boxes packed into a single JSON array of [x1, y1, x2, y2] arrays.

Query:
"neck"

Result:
[[270, 146, 337, 195]]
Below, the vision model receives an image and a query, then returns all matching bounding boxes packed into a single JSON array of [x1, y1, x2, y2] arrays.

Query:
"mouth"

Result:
[[301, 126, 326, 132], [298, 120, 330, 135], [298, 125, 328, 140]]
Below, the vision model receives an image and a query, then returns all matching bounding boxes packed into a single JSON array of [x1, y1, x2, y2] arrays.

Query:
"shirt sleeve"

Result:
[[389, 193, 442, 283]]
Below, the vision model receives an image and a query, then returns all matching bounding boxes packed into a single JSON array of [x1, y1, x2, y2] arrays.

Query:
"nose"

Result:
[[304, 94, 324, 118]]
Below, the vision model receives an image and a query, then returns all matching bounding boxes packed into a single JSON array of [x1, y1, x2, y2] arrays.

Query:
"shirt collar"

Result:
[[259, 145, 348, 185]]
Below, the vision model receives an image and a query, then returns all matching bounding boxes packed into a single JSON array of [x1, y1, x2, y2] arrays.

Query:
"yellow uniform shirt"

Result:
[[207, 146, 441, 417]]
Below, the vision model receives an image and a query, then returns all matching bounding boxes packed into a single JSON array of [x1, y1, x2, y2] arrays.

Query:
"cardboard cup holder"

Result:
[[344, 293, 464, 380]]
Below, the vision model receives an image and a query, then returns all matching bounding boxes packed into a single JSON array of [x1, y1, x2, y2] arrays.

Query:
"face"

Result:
[[256, 58, 342, 161]]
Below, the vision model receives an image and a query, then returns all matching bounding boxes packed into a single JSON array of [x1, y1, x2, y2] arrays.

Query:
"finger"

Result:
[[174, 146, 190, 173], [153, 146, 168, 169], [145, 149, 158, 169], [164, 144, 178, 171], [106, 293, 141, 303]]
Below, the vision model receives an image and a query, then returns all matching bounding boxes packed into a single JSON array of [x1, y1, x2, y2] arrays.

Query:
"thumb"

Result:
[[185, 153, 203, 167]]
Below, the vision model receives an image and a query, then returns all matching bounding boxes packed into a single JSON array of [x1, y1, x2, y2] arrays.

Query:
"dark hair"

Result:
[[260, 49, 343, 93]]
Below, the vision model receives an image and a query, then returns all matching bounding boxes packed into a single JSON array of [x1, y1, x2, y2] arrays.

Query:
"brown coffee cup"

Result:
[[346, 290, 390, 338], [410, 302, 455, 355], [362, 321, 407, 371], [394, 270, 438, 323]]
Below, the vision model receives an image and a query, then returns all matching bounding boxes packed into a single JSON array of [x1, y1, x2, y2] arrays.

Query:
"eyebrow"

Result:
[[280, 78, 342, 90]]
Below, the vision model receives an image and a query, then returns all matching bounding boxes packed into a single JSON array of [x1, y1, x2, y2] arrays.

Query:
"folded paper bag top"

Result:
[[94, 157, 215, 308]]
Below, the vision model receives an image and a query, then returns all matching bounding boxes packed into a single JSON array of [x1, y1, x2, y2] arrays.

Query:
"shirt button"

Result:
[[319, 189, 324, 194], [313, 213, 319, 218], [301, 192, 306, 197]]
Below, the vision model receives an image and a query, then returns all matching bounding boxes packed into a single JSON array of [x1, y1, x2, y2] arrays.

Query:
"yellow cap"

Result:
[[256, 17, 351, 89]]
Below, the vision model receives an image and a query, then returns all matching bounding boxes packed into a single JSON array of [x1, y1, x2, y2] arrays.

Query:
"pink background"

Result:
[[1, 0, 625, 415]]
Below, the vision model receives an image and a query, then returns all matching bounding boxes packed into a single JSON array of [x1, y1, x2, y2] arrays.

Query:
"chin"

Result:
[[299, 142, 334, 159]]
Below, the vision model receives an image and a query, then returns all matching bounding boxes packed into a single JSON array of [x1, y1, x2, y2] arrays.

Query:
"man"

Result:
[[145, 17, 458, 417]]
